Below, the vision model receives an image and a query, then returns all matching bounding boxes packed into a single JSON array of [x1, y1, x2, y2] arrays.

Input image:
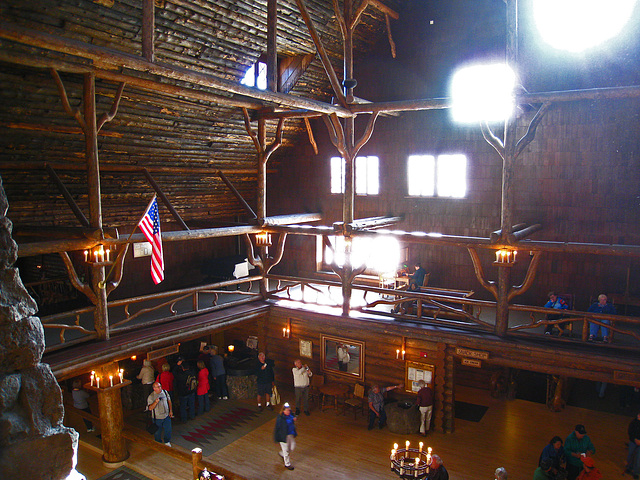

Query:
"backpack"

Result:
[[186, 373, 198, 393]]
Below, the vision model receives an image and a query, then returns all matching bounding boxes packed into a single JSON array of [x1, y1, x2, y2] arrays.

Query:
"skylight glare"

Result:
[[450, 64, 516, 124], [533, 0, 637, 52]]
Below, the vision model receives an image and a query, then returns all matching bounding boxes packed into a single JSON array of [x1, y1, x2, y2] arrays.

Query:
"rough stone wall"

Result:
[[0, 175, 78, 480]]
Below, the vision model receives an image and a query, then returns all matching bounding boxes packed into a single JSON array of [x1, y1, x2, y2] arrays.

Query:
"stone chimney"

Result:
[[0, 175, 80, 479]]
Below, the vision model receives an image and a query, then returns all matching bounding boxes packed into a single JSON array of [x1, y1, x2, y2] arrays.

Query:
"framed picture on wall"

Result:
[[246, 336, 258, 350], [405, 361, 435, 394], [299, 339, 313, 358]]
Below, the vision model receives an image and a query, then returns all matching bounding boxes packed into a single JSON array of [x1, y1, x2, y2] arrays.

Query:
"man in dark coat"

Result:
[[255, 351, 275, 411], [173, 356, 196, 422], [426, 454, 449, 480]]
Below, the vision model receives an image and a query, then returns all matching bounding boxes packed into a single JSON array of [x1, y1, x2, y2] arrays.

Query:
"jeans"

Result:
[[294, 386, 310, 412], [628, 442, 640, 475], [197, 393, 210, 415], [179, 393, 195, 422], [368, 407, 387, 429], [154, 416, 172, 444], [589, 319, 610, 338], [215, 374, 229, 398]]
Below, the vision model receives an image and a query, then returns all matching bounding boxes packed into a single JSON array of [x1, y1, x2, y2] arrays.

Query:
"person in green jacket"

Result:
[[564, 424, 595, 480], [534, 458, 554, 480]]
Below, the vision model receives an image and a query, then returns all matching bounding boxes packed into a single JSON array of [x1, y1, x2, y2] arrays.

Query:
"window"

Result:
[[407, 154, 467, 198], [320, 235, 402, 275], [241, 62, 267, 90], [330, 156, 379, 195]]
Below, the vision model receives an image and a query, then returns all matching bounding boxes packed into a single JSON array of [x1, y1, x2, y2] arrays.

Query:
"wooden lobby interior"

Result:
[[1, 0, 640, 479]]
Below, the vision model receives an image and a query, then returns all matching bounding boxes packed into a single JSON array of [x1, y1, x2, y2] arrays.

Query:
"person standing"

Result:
[[274, 402, 297, 470], [426, 454, 449, 480], [209, 346, 228, 400], [137, 359, 155, 400], [147, 381, 173, 446], [196, 360, 210, 415], [367, 383, 402, 430], [292, 359, 312, 416], [71, 379, 94, 433], [415, 379, 434, 436], [587, 294, 616, 342], [173, 356, 197, 422], [156, 362, 174, 402], [337, 344, 350, 372], [626, 412, 640, 479], [564, 424, 595, 480], [255, 352, 275, 411]]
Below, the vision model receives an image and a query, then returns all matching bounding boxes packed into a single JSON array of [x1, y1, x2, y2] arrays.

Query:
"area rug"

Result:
[[95, 466, 152, 480], [454, 400, 488, 422], [169, 401, 277, 456]]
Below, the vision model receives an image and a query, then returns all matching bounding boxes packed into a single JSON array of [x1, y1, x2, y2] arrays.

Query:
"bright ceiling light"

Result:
[[533, 0, 637, 52], [450, 64, 516, 124]]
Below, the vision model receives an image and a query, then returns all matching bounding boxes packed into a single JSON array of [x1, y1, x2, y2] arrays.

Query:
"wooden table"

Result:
[[319, 383, 350, 412]]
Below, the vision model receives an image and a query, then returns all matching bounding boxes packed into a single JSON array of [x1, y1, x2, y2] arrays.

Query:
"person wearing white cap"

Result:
[[274, 402, 297, 470]]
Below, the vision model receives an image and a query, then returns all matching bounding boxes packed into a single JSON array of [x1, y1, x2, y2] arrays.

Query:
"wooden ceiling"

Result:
[[0, 0, 400, 229]]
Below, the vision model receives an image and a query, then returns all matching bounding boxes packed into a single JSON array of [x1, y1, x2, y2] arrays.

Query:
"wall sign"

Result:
[[455, 347, 489, 360], [461, 358, 482, 368]]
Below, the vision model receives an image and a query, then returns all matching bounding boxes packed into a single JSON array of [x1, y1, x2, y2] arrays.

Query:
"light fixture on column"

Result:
[[282, 319, 291, 338], [255, 231, 272, 247], [83, 244, 114, 264], [494, 249, 518, 265]]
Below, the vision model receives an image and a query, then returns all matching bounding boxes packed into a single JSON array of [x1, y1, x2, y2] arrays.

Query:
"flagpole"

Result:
[[99, 195, 157, 289]]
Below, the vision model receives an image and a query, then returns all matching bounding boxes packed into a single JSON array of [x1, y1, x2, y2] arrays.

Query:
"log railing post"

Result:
[[192, 448, 203, 480]]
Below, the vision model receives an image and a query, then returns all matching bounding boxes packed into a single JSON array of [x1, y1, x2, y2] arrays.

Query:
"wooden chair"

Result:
[[309, 374, 325, 408], [343, 383, 366, 419], [556, 293, 574, 336]]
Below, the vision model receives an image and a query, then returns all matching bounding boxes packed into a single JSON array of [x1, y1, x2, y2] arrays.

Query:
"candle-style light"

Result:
[[513, 250, 518, 262], [419, 441, 423, 453], [405, 440, 410, 450], [84, 250, 89, 262], [119, 369, 124, 383], [396, 349, 400, 359], [402, 350, 405, 360], [109, 375, 113, 387], [96, 376, 100, 388], [90, 372, 95, 386]]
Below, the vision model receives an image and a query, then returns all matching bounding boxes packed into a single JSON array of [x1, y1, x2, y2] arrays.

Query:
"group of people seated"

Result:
[[542, 292, 617, 343], [534, 424, 599, 480]]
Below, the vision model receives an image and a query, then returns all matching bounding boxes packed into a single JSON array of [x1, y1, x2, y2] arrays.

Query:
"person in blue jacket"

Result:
[[587, 294, 616, 342], [274, 402, 297, 470], [543, 292, 569, 335]]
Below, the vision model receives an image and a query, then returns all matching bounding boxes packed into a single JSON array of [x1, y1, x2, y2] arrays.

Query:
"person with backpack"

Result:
[[173, 356, 197, 422]]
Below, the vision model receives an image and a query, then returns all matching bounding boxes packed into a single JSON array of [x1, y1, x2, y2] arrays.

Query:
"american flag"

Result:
[[138, 196, 164, 284]]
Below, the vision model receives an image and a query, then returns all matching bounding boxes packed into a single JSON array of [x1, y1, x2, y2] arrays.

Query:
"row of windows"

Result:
[[330, 155, 467, 198]]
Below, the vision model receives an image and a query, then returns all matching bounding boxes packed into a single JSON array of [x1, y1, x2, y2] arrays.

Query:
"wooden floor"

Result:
[[71, 385, 631, 480]]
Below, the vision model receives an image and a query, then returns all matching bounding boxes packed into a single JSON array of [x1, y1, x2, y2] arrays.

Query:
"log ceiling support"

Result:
[[267, 0, 278, 93], [295, 0, 348, 108], [142, 0, 155, 62], [217, 170, 259, 221], [244, 233, 288, 297], [142, 168, 190, 231], [50, 68, 125, 340], [45, 164, 90, 228]]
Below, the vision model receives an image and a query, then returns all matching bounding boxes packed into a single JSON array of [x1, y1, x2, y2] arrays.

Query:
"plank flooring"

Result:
[[71, 385, 632, 480]]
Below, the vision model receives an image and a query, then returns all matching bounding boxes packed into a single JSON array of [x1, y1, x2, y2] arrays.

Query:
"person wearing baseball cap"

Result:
[[576, 456, 601, 480], [565, 424, 595, 480]]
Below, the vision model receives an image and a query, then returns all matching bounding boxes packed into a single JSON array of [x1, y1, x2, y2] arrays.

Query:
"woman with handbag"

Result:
[[147, 381, 174, 446]]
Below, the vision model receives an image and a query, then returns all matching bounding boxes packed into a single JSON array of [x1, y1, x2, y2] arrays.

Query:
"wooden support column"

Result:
[[440, 344, 454, 433], [92, 381, 131, 467], [83, 72, 109, 340], [495, 265, 511, 336], [142, 0, 155, 61], [266, 0, 278, 92]]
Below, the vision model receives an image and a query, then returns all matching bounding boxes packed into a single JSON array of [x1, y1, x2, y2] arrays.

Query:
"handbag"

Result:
[[271, 384, 281, 405]]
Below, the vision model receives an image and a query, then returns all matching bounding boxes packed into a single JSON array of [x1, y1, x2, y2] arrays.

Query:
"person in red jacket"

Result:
[[576, 456, 601, 480], [156, 363, 174, 403], [196, 360, 210, 415]]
